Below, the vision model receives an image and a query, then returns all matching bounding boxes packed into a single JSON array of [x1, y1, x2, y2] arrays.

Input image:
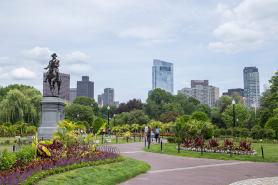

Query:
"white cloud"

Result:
[[10, 67, 36, 80], [209, 0, 278, 52], [21, 47, 52, 62], [64, 51, 89, 63]]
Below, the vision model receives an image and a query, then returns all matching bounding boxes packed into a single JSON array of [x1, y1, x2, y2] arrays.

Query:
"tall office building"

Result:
[[43, 73, 70, 100], [97, 94, 103, 106], [223, 88, 244, 97], [152, 59, 174, 93], [76, 76, 94, 99], [69, 88, 77, 102], [102, 88, 114, 106], [191, 80, 209, 88], [178, 80, 219, 107], [243, 67, 260, 108]]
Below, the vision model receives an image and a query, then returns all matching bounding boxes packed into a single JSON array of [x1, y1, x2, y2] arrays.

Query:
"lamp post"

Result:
[[107, 106, 110, 126], [232, 99, 236, 127]]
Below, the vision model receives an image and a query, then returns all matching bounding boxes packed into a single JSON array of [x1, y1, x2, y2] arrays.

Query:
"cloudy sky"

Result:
[[0, 0, 277, 102]]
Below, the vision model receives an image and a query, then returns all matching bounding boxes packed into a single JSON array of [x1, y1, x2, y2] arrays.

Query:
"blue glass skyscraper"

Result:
[[152, 59, 174, 93]]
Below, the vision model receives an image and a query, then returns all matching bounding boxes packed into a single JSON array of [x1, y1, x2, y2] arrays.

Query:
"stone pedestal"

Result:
[[38, 96, 65, 139]]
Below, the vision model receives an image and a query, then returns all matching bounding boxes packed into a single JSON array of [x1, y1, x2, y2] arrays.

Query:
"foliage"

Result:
[[216, 96, 232, 113], [113, 110, 150, 125], [239, 140, 252, 151], [259, 71, 278, 126], [191, 111, 209, 122], [0, 85, 42, 125], [54, 120, 86, 146], [265, 117, 278, 138], [159, 111, 179, 123], [0, 150, 16, 170], [0, 146, 119, 184], [222, 104, 250, 128], [0, 123, 37, 137], [92, 117, 106, 134], [224, 139, 234, 149], [16, 145, 37, 166], [116, 99, 143, 114], [65, 103, 95, 130], [145, 89, 201, 120], [73, 96, 99, 115], [208, 138, 219, 148]]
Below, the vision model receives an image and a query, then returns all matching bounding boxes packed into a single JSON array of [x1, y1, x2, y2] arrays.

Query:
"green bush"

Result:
[[16, 145, 36, 165], [265, 117, 278, 138], [240, 128, 250, 138], [232, 127, 241, 137], [191, 111, 209, 122], [0, 149, 16, 170], [225, 128, 233, 136], [261, 128, 275, 139], [213, 128, 221, 137], [251, 125, 261, 139], [167, 137, 176, 143]]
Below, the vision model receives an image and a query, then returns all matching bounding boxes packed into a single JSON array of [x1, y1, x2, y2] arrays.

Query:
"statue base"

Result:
[[38, 96, 65, 139]]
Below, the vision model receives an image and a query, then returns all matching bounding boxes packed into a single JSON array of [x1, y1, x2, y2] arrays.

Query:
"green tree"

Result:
[[265, 117, 278, 138], [65, 104, 94, 130], [260, 71, 278, 126], [73, 96, 99, 115], [222, 104, 250, 128], [191, 111, 209, 122], [113, 110, 149, 125], [217, 96, 232, 113]]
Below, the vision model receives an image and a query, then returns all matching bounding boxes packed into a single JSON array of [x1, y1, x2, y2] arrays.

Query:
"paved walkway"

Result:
[[114, 142, 278, 185]]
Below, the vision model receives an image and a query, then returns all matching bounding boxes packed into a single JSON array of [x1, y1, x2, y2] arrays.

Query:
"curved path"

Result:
[[114, 142, 278, 185]]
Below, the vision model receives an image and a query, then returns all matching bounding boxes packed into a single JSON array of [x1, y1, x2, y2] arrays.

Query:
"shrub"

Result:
[[183, 139, 193, 147], [232, 127, 241, 137], [251, 125, 261, 139], [208, 138, 219, 148], [225, 128, 233, 136], [194, 137, 205, 148], [262, 128, 275, 139], [224, 139, 234, 149], [265, 117, 278, 138], [240, 128, 250, 138], [166, 137, 176, 143], [191, 111, 209, 122], [0, 150, 16, 170], [16, 145, 36, 166], [213, 128, 221, 137], [239, 140, 251, 151]]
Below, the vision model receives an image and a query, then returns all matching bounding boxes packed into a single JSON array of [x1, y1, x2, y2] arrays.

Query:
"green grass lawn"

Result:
[[36, 157, 150, 185], [145, 142, 278, 162]]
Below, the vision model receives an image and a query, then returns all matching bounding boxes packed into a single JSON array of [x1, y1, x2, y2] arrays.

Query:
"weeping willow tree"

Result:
[[0, 85, 42, 125]]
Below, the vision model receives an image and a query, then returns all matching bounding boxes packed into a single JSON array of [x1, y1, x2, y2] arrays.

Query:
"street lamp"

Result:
[[232, 99, 236, 127], [107, 106, 110, 126]]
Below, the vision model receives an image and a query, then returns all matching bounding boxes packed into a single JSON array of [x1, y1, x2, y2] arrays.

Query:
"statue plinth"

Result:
[[38, 96, 65, 139]]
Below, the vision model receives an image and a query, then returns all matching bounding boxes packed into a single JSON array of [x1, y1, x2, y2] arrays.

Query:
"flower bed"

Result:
[[0, 142, 119, 185], [179, 138, 257, 156]]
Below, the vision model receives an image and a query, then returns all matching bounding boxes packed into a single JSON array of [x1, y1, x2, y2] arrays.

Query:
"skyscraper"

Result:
[[43, 73, 70, 100], [69, 88, 77, 102], [102, 88, 114, 106], [152, 59, 174, 93], [178, 80, 219, 107], [243, 67, 260, 108], [76, 76, 94, 99]]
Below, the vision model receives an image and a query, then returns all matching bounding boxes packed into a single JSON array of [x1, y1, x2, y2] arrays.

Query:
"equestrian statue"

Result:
[[44, 53, 61, 96]]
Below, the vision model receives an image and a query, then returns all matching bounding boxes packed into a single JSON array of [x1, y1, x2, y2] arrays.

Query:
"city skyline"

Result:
[[0, 0, 277, 102]]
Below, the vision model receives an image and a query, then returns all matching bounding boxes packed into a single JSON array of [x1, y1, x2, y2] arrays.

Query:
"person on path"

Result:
[[147, 127, 151, 145], [155, 127, 160, 143], [151, 129, 155, 143]]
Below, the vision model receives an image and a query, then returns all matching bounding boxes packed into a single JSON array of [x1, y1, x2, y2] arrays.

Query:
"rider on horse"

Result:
[[44, 53, 60, 83]]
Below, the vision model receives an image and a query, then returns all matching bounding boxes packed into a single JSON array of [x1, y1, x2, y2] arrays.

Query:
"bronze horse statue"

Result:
[[44, 53, 61, 96]]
